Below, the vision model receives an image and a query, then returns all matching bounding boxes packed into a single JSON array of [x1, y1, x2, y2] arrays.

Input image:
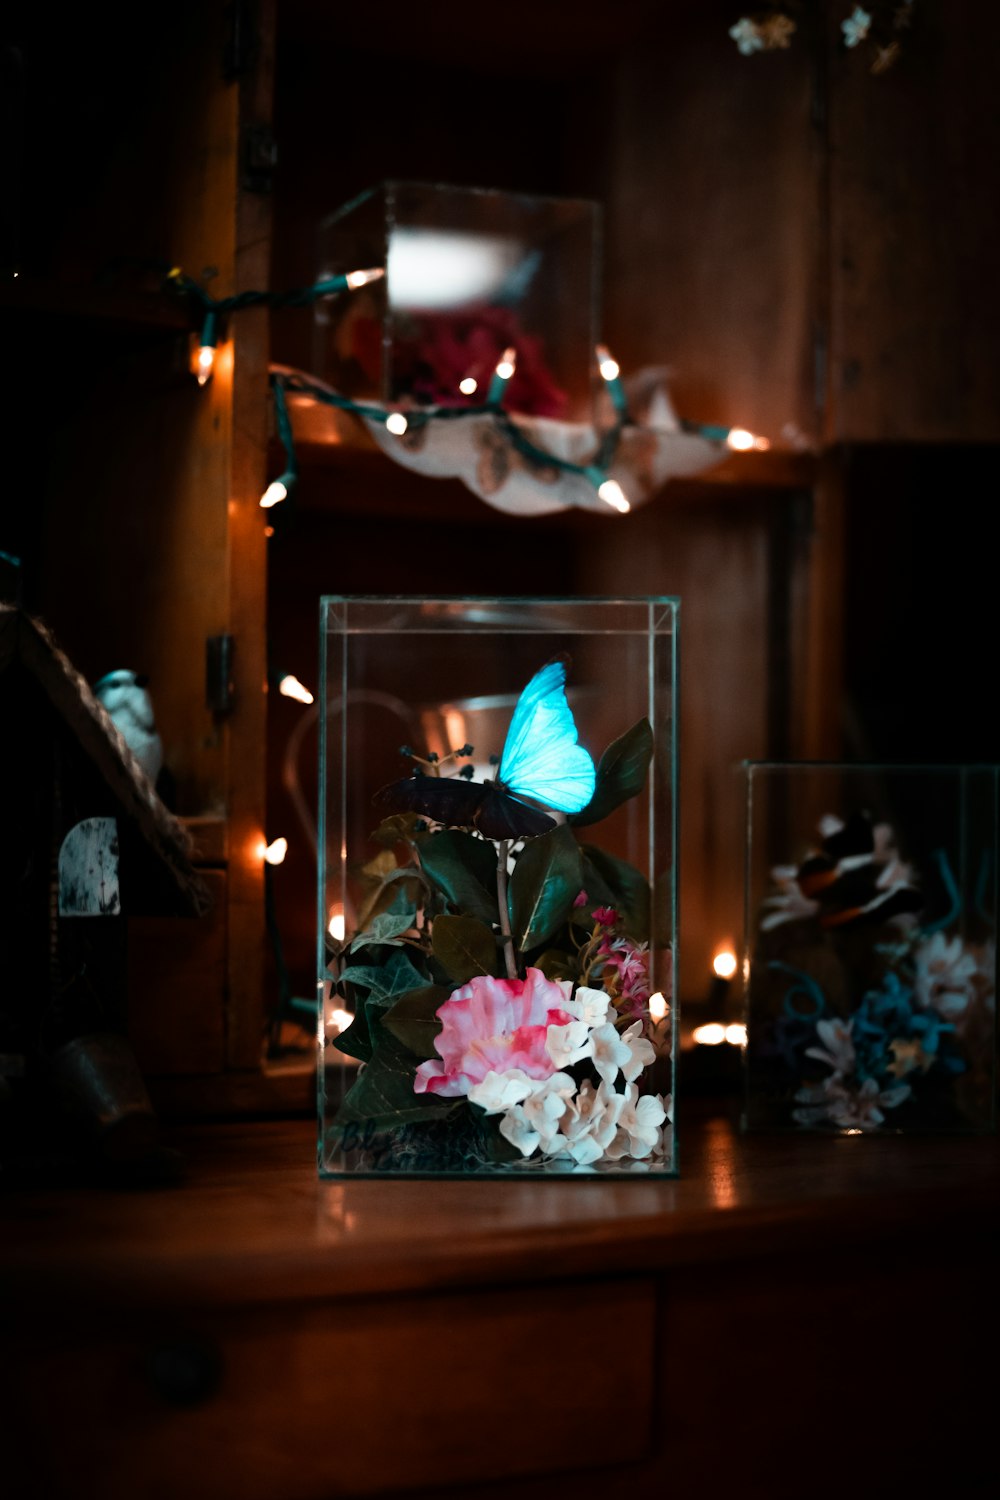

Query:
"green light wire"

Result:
[[162, 267, 734, 504], [165, 262, 739, 460], [267, 370, 645, 501], [167, 267, 361, 318]]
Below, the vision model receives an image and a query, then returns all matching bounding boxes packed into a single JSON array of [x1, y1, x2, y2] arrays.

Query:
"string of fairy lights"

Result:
[[170, 257, 763, 1045], [171, 262, 767, 519]]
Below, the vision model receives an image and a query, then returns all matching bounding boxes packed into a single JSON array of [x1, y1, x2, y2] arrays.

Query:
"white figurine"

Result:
[[92, 669, 164, 786]]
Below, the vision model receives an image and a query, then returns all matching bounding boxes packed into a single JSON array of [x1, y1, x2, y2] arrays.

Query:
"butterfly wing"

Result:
[[472, 785, 557, 841], [498, 657, 596, 815], [373, 772, 555, 840], [373, 772, 487, 827]]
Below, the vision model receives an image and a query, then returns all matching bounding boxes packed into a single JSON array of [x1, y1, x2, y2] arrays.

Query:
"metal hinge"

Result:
[[242, 122, 278, 194], [206, 635, 236, 715], [222, 0, 258, 81]]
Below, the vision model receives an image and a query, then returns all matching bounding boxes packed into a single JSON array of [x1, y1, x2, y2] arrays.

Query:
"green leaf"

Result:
[[349, 909, 415, 952], [328, 995, 384, 1063], [354, 872, 424, 934], [419, 829, 499, 926], [380, 983, 449, 1058], [336, 1025, 456, 1130], [432, 913, 498, 982], [570, 719, 654, 828], [370, 812, 423, 847], [332, 949, 428, 1064], [329, 972, 413, 1068], [574, 857, 619, 919], [533, 947, 579, 982], [338, 947, 427, 1003], [581, 844, 651, 941], [508, 824, 584, 953]]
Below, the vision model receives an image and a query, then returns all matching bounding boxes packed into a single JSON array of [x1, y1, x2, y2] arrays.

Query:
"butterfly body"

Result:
[[372, 771, 557, 841], [374, 658, 596, 840]]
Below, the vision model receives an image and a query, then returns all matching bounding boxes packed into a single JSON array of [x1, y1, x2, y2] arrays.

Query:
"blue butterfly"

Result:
[[374, 656, 596, 840]]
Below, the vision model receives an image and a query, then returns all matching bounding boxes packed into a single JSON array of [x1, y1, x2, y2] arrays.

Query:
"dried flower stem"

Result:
[[496, 839, 518, 979]]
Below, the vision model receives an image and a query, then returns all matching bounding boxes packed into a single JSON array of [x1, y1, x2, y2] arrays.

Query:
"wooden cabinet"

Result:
[[6, 2, 279, 1111], [600, 0, 1000, 446], [3, 1112, 998, 1499], [261, 0, 999, 1018], [8, 1, 997, 1117]]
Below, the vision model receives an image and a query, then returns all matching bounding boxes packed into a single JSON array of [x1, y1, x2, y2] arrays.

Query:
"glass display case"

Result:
[[318, 595, 678, 1176], [743, 761, 998, 1133], [314, 181, 601, 422]]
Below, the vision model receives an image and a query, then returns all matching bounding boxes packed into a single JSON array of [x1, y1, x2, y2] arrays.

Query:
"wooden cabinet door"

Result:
[[826, 0, 1000, 443], [20, 2, 275, 1087]]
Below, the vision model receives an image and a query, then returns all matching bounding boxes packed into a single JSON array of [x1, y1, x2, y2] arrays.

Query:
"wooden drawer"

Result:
[[8, 1278, 656, 1500]]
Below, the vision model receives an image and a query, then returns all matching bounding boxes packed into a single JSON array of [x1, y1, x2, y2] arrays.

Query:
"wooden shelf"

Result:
[[2, 275, 193, 335], [269, 390, 819, 524]]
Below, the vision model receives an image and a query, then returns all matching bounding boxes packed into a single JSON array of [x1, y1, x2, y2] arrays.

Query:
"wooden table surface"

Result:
[[3, 1101, 998, 1307], [2, 1103, 999, 1500]]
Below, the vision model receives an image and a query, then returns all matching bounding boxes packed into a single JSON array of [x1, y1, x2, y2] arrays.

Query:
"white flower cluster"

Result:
[[728, 14, 796, 56], [467, 986, 670, 1167], [793, 1074, 910, 1131], [913, 931, 988, 1023], [842, 7, 872, 48]]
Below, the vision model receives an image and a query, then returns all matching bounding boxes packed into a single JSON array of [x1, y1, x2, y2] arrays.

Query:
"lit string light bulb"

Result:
[[598, 478, 630, 513], [244, 268, 385, 499], [647, 990, 670, 1057], [260, 378, 297, 509], [713, 949, 738, 981], [262, 836, 288, 865], [260, 479, 289, 509], [690, 1022, 746, 1047], [710, 426, 770, 452], [459, 376, 478, 396], [680, 419, 770, 452], [487, 346, 517, 405], [694, 946, 743, 1047], [343, 266, 385, 291], [708, 945, 738, 1013], [278, 673, 314, 705], [194, 309, 218, 386], [384, 411, 408, 436], [595, 342, 629, 417], [692, 1022, 727, 1046]]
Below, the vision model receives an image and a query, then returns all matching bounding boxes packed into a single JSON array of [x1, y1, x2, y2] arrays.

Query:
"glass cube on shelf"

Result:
[[318, 596, 678, 1177], [314, 181, 600, 422], [743, 762, 998, 1134]]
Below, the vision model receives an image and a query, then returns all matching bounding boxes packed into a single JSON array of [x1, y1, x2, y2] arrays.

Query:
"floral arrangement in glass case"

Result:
[[746, 809, 996, 1131], [323, 656, 672, 1173]]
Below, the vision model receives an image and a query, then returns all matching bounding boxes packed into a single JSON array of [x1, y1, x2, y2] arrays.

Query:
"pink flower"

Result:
[[592, 906, 619, 928], [599, 935, 651, 1020], [414, 968, 573, 1098]]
